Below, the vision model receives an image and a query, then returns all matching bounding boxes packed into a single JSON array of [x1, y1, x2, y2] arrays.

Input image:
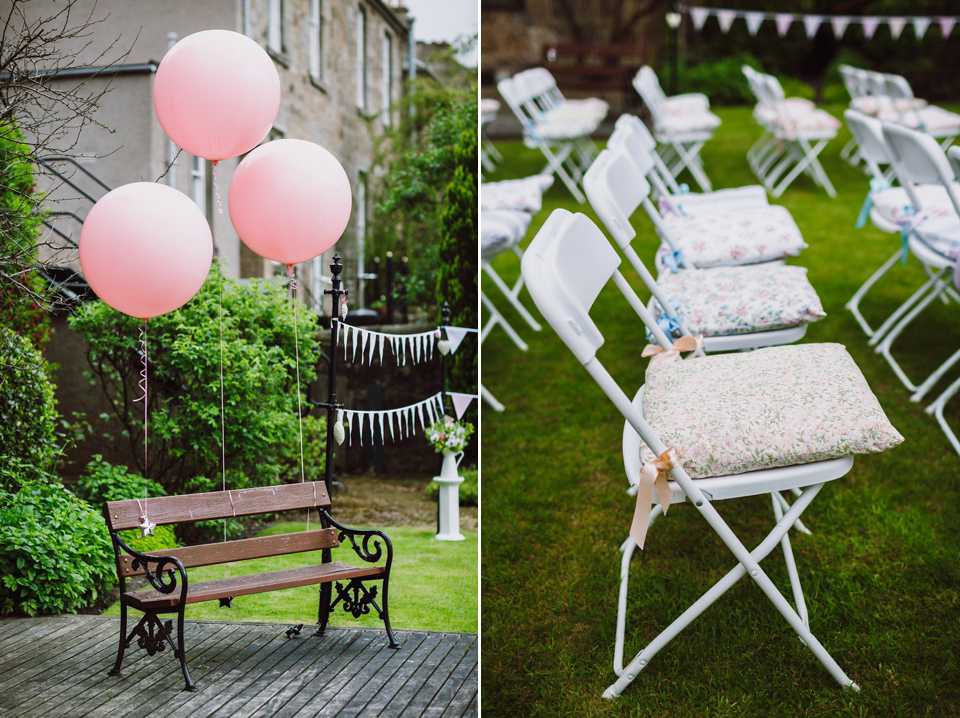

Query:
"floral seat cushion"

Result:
[[481, 175, 554, 213], [480, 209, 532, 260], [640, 343, 904, 479], [871, 184, 958, 228], [655, 265, 825, 337], [661, 204, 807, 269]]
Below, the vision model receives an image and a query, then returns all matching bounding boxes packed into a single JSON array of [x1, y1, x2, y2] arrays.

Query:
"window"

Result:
[[381, 31, 393, 125], [268, 0, 285, 56], [309, 0, 324, 82], [356, 173, 368, 305], [191, 156, 207, 218], [356, 5, 367, 111]]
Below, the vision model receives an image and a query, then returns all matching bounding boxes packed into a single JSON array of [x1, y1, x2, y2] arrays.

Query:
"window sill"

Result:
[[267, 47, 290, 68], [310, 75, 327, 93]]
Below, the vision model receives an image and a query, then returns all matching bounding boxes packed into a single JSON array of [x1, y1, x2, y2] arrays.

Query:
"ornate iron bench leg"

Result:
[[176, 609, 197, 692], [108, 601, 128, 677], [314, 583, 332, 637]]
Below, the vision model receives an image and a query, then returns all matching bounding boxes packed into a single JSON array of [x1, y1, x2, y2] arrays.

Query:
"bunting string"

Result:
[[339, 324, 479, 366], [679, 5, 960, 40], [338, 391, 475, 447]]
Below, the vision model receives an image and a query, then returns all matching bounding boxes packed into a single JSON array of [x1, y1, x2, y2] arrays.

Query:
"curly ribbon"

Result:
[[631, 447, 680, 550], [212, 160, 224, 215], [642, 334, 704, 364], [286, 264, 305, 487], [133, 321, 152, 536]]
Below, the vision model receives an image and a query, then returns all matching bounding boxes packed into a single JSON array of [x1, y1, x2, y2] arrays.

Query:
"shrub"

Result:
[[69, 264, 325, 496], [680, 54, 759, 106], [0, 479, 115, 616], [0, 326, 60, 472]]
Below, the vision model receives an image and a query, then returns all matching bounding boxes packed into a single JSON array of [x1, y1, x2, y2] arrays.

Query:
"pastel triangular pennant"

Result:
[[803, 15, 823, 38], [690, 7, 709, 31], [351, 326, 359, 363], [940, 17, 956, 38], [775, 13, 793, 37], [716, 9, 736, 33], [862, 17, 880, 39], [912, 17, 931, 40], [888, 17, 906, 40], [450, 392, 475, 420], [745, 11, 764, 35], [445, 327, 470, 355], [360, 330, 369, 365], [831, 16, 851, 38], [342, 324, 351, 360]]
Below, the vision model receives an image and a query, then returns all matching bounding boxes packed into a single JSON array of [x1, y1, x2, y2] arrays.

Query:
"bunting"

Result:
[[676, 5, 960, 41], [343, 392, 447, 447], [449, 392, 477, 420]]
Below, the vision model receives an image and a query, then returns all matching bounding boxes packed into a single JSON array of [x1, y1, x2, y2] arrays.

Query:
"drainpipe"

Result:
[[166, 32, 178, 187]]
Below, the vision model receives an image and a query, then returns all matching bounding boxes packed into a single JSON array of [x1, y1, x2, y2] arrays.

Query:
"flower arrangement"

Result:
[[425, 415, 474, 454]]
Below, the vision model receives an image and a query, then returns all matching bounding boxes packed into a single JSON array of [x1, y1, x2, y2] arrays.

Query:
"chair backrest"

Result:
[[844, 109, 893, 181], [946, 146, 960, 188], [838, 64, 865, 101], [634, 66, 667, 118], [521, 209, 672, 454], [609, 114, 677, 195], [882, 121, 960, 216]]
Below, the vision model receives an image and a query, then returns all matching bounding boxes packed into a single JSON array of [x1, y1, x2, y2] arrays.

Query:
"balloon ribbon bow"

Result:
[[631, 447, 681, 550], [641, 334, 704, 364]]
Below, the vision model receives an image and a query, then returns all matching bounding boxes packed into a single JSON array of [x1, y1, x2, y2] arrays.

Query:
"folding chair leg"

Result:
[[867, 266, 945, 347], [911, 345, 960, 403], [480, 383, 506, 412], [926, 374, 960, 456], [482, 256, 542, 332], [846, 246, 908, 339], [603, 483, 858, 699], [772, 492, 808, 628], [537, 141, 586, 203], [481, 291, 528, 351]]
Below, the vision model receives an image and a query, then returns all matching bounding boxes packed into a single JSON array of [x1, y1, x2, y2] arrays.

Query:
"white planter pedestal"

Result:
[[433, 450, 465, 541]]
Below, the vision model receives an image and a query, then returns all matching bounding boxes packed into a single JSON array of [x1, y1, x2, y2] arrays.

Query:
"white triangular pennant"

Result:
[[388, 409, 396, 442], [690, 7, 709, 31], [745, 11, 764, 35], [342, 324, 351, 360], [940, 17, 956, 38], [831, 16, 851, 38], [912, 17, 931, 39], [888, 17, 906, 40], [378, 411, 385, 445], [368, 331, 376, 365], [378, 334, 385, 365], [351, 326, 359, 363], [450, 392, 475, 420], [360, 330, 369, 365], [445, 327, 470, 355], [775, 13, 793, 37], [347, 411, 355, 447], [862, 17, 880, 39], [716, 9, 735, 33], [428, 332, 435, 360], [390, 335, 398, 364], [803, 15, 823, 38]]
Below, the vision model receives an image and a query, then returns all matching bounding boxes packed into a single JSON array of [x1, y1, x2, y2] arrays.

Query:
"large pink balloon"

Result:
[[79, 183, 213, 319], [154, 30, 281, 161], [228, 139, 352, 265]]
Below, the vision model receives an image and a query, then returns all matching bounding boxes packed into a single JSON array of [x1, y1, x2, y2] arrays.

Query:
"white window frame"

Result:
[[191, 156, 207, 218], [356, 5, 367, 111], [381, 31, 393, 125], [356, 173, 368, 307], [309, 0, 324, 82], [268, 0, 285, 56]]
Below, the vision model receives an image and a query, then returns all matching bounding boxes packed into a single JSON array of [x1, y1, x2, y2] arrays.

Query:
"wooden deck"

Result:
[[0, 615, 477, 717]]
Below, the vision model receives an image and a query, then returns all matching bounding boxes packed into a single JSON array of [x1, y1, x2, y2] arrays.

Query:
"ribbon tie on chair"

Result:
[[855, 176, 891, 229], [631, 447, 680, 550], [641, 334, 704, 364]]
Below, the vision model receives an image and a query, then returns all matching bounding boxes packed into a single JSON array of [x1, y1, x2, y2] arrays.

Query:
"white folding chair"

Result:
[[633, 66, 719, 192], [497, 70, 604, 203], [480, 98, 503, 172], [609, 114, 769, 214], [584, 147, 823, 352], [521, 208, 902, 698], [881, 73, 960, 149], [871, 123, 960, 401]]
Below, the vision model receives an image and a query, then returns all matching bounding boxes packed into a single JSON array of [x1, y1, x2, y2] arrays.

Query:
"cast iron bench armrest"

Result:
[[111, 532, 189, 604], [319, 507, 393, 567]]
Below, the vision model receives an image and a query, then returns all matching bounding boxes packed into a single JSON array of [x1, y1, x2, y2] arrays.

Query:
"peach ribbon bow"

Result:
[[631, 447, 680, 550], [641, 335, 704, 364]]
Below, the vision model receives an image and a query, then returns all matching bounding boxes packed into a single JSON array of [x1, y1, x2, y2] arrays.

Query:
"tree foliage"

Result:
[[370, 41, 478, 311], [69, 265, 326, 496]]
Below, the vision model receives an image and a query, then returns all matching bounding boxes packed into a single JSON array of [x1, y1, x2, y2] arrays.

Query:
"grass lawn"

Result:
[[481, 105, 960, 717], [104, 523, 478, 634]]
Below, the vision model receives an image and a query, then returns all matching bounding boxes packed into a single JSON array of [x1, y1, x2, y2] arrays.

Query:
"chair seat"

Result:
[[912, 213, 960, 257], [660, 185, 769, 216], [663, 93, 711, 115], [638, 343, 904, 479], [481, 175, 554, 213], [879, 105, 960, 136], [871, 183, 959, 228], [655, 110, 721, 134], [544, 98, 609, 126], [774, 108, 841, 140], [481, 209, 532, 260], [660, 204, 807, 268], [655, 264, 825, 337]]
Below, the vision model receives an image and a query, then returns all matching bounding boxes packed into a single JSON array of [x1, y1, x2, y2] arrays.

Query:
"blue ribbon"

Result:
[[662, 249, 685, 273], [856, 176, 891, 229], [899, 205, 915, 266]]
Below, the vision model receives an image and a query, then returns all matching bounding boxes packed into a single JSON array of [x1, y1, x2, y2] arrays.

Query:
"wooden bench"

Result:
[[103, 481, 398, 692], [542, 42, 647, 98]]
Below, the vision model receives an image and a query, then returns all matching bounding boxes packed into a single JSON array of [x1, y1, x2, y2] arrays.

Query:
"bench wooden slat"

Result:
[[124, 561, 386, 610], [104, 481, 331, 531], [117, 529, 340, 577]]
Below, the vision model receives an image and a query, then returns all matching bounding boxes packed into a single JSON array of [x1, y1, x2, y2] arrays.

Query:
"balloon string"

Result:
[[287, 264, 309, 540], [218, 262, 228, 569], [133, 320, 148, 481], [212, 160, 224, 216]]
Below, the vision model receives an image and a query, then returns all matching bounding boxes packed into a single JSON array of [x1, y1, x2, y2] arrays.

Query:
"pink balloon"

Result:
[[154, 30, 281, 161], [228, 139, 352, 265], [79, 183, 213, 319]]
